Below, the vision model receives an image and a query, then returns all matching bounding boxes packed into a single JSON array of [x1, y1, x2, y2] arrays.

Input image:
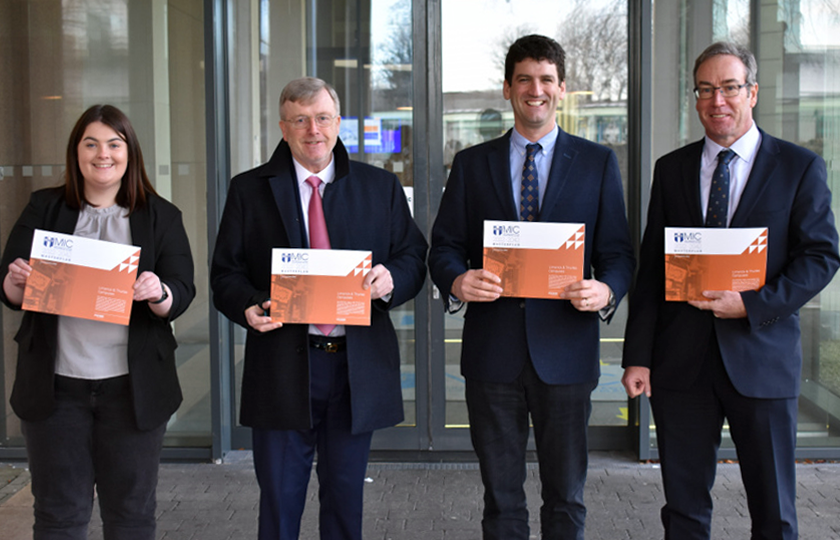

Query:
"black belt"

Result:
[[309, 335, 346, 353]]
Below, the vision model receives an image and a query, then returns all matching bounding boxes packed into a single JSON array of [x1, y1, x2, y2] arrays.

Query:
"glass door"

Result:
[[225, 0, 424, 450], [0, 0, 211, 455], [435, 0, 630, 450]]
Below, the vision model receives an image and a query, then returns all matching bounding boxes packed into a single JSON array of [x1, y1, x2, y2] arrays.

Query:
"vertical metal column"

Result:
[[627, 0, 654, 460], [205, 0, 234, 463]]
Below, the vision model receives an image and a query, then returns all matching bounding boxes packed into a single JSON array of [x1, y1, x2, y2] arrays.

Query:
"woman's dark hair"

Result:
[[65, 104, 157, 213]]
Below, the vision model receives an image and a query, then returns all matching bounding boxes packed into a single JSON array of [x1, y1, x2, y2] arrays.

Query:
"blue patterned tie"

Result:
[[705, 149, 736, 228], [520, 143, 541, 222]]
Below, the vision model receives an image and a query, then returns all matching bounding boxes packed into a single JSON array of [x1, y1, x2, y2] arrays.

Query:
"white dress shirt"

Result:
[[700, 122, 762, 226]]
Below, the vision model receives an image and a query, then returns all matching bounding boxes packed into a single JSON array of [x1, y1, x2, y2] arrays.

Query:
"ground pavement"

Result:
[[2, 451, 839, 539]]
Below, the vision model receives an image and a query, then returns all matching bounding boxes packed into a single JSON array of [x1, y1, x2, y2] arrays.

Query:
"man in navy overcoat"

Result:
[[211, 77, 427, 540]]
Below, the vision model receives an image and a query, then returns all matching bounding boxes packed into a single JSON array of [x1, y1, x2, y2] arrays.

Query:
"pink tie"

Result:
[[306, 176, 335, 336]]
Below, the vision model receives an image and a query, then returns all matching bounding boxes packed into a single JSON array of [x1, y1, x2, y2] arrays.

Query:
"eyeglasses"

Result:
[[282, 114, 338, 129], [693, 83, 750, 100]]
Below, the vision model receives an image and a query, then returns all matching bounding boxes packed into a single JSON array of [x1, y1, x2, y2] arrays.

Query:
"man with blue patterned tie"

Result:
[[429, 35, 634, 539], [622, 42, 840, 539]]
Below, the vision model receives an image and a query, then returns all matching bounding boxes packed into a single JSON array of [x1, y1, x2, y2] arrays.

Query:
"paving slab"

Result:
[[2, 452, 839, 539]]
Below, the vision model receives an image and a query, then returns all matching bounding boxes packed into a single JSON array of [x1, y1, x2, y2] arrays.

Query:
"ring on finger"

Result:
[[583, 298, 589, 307]]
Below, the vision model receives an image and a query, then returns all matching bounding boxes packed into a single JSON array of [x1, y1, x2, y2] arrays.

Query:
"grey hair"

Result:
[[279, 77, 341, 118], [693, 42, 758, 87]]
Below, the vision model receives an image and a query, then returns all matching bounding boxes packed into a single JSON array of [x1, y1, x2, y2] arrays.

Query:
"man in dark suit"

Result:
[[211, 77, 427, 540], [622, 42, 840, 539], [428, 35, 634, 540]]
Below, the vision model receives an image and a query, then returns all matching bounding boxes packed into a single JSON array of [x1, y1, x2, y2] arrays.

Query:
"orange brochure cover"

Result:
[[664, 227, 767, 301], [22, 229, 140, 325], [483, 220, 585, 299], [270, 248, 372, 326]]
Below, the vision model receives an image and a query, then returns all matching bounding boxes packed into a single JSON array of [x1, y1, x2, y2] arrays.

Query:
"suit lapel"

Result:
[[269, 174, 305, 248], [261, 141, 306, 248], [730, 131, 778, 227], [682, 142, 705, 226], [539, 129, 575, 219], [129, 206, 153, 272], [54, 203, 80, 235], [488, 133, 518, 220]]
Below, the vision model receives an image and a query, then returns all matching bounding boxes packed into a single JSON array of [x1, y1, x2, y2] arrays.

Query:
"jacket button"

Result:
[[296, 346, 304, 354], [520, 302, 526, 309]]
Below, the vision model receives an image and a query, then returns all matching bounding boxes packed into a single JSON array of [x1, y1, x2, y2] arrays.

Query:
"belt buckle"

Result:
[[323, 342, 340, 353]]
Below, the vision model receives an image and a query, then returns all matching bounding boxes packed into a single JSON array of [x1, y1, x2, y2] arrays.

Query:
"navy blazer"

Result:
[[429, 129, 635, 385], [211, 139, 427, 434], [0, 188, 196, 430], [623, 129, 840, 399]]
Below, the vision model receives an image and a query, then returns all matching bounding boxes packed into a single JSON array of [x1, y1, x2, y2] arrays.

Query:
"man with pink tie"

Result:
[[211, 77, 427, 540]]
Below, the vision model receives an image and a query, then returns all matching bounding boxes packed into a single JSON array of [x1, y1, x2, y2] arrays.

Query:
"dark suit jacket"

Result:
[[0, 187, 196, 430], [210, 139, 427, 434], [428, 128, 635, 385], [623, 129, 840, 399]]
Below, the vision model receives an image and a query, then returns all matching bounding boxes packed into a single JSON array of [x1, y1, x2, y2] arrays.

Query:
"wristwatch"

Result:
[[149, 284, 169, 304]]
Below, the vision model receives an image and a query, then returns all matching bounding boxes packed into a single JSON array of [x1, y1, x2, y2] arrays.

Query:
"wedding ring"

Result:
[[583, 298, 589, 307]]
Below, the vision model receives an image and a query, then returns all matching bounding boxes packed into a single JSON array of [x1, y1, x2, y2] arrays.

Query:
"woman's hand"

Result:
[[3, 258, 32, 306], [134, 271, 173, 317]]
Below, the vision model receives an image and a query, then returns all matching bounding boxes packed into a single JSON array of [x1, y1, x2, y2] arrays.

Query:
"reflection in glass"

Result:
[[228, 0, 418, 430], [650, 0, 840, 450], [441, 0, 629, 429], [0, 0, 210, 449], [772, 0, 840, 449]]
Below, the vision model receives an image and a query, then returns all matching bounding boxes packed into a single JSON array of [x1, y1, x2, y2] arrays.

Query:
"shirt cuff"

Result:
[[447, 295, 465, 314], [598, 286, 616, 321]]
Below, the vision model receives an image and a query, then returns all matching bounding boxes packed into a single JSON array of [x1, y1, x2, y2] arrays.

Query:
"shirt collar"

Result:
[[702, 122, 761, 165], [293, 155, 336, 189], [511, 125, 559, 157]]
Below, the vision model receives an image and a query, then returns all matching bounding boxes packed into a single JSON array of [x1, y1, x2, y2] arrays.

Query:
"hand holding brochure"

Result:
[[22, 229, 140, 325], [270, 248, 372, 326], [483, 220, 585, 299], [664, 227, 767, 301]]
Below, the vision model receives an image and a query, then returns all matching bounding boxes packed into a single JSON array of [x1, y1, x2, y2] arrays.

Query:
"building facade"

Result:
[[1, 0, 840, 461]]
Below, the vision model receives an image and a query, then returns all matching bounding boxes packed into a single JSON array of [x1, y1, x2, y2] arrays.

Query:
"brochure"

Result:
[[22, 229, 140, 325], [664, 227, 768, 301], [483, 220, 585, 299], [270, 248, 372, 326]]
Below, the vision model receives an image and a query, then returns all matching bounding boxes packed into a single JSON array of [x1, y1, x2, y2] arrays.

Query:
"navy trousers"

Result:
[[22, 375, 166, 540], [466, 358, 596, 540], [651, 335, 799, 540], [252, 346, 373, 540]]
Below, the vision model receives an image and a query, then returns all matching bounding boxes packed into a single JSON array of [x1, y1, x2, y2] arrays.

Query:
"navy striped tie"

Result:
[[705, 149, 736, 227]]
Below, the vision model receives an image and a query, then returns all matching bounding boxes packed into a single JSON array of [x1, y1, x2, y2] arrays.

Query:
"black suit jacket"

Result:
[[0, 187, 196, 430], [211, 139, 427, 434], [623, 130, 840, 398], [429, 129, 635, 385]]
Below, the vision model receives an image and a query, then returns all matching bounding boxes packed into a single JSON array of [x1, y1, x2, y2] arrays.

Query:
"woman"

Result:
[[0, 105, 195, 539]]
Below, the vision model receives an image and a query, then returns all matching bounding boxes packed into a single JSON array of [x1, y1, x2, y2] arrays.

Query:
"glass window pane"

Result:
[[228, 0, 418, 430], [758, 0, 840, 449], [441, 0, 629, 429], [714, 0, 750, 45], [651, 0, 840, 452], [0, 0, 210, 449]]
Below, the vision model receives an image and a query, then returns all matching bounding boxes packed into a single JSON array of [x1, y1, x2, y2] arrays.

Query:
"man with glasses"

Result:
[[622, 42, 839, 539], [211, 77, 427, 540]]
